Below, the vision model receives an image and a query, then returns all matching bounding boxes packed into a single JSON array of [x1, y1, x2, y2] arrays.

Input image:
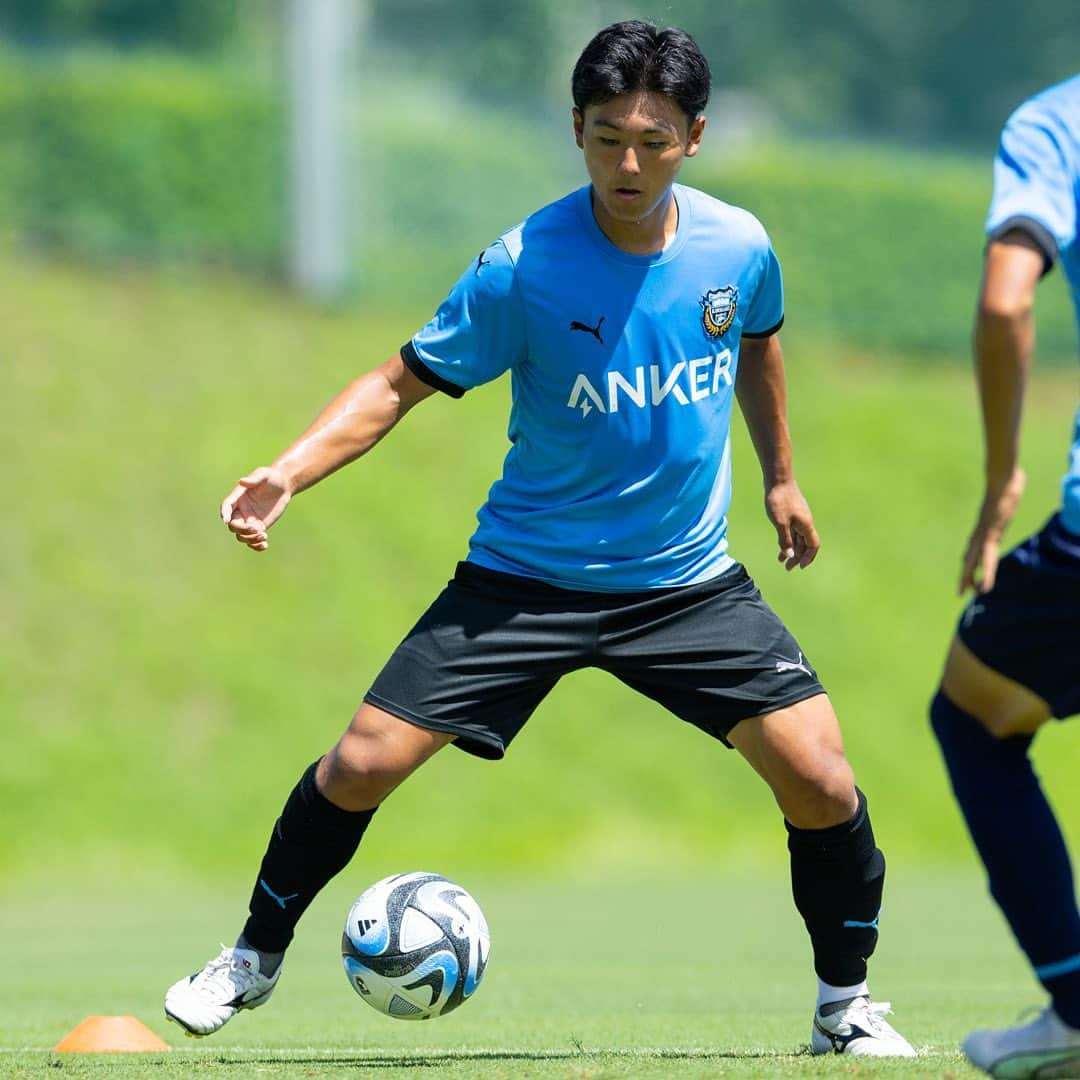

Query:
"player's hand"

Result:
[[220, 466, 293, 552], [959, 466, 1025, 594], [765, 481, 820, 571]]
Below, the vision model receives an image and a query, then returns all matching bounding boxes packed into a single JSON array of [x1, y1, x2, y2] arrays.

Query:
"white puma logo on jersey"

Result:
[[775, 651, 813, 677]]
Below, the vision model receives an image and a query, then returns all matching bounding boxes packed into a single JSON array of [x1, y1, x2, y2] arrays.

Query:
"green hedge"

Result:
[[0, 51, 284, 264], [697, 142, 1078, 364]]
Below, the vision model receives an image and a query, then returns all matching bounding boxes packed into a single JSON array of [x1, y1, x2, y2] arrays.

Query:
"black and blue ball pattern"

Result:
[[342, 871, 490, 1019]]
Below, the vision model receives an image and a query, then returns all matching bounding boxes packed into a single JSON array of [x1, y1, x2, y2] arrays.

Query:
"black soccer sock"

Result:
[[241, 760, 376, 954], [931, 691, 1080, 1027], [787, 788, 884, 987]]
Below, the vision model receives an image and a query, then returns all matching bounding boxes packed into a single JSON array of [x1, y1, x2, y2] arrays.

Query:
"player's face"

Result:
[[574, 91, 704, 246]]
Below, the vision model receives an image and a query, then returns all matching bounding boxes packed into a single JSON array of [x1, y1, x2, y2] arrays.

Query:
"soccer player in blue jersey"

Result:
[[929, 73, 1080, 1079], [165, 21, 914, 1056]]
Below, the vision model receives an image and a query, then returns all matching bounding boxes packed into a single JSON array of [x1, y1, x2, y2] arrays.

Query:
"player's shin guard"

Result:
[[242, 760, 375, 953], [930, 691, 1080, 1027], [787, 788, 884, 986]]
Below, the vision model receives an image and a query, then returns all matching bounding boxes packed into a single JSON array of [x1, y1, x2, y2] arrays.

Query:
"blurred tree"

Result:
[[369, 0, 568, 106], [1, 0, 1077, 147], [588, 0, 1080, 149], [0, 0, 247, 51]]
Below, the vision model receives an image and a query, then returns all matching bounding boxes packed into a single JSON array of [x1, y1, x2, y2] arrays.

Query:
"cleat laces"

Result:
[[191, 946, 258, 1002]]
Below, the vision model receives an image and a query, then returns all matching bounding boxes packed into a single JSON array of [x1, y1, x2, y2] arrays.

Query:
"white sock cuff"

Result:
[[817, 978, 869, 1008]]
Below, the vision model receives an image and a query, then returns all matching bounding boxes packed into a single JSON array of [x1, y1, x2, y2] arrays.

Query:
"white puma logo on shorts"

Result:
[[962, 601, 986, 628], [775, 651, 814, 677]]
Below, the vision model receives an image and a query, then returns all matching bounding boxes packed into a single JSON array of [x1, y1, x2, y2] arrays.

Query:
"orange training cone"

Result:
[[54, 1015, 170, 1053]]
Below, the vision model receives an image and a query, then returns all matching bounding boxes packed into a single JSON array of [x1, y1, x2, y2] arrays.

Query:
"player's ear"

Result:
[[572, 107, 585, 149], [684, 114, 705, 158]]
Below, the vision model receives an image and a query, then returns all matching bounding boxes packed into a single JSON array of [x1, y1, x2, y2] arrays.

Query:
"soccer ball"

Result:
[[342, 871, 490, 1020]]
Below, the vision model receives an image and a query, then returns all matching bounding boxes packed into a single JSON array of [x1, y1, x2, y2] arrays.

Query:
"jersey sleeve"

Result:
[[741, 240, 785, 338], [402, 240, 527, 397], [986, 106, 1077, 272]]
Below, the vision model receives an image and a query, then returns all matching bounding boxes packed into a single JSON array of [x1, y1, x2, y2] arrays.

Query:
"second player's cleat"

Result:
[[164, 945, 280, 1037], [811, 996, 917, 1057], [963, 1006, 1080, 1079]]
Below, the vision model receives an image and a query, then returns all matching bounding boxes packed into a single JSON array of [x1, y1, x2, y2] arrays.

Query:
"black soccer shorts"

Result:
[[364, 560, 826, 759], [957, 514, 1080, 720]]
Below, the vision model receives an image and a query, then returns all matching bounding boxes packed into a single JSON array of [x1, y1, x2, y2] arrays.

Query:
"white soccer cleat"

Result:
[[963, 1006, 1080, 1078], [811, 996, 917, 1057], [164, 945, 280, 1037]]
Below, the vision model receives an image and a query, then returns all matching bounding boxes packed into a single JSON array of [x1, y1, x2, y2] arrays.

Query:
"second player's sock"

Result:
[[787, 788, 884, 987], [931, 691, 1080, 1027], [241, 759, 376, 954]]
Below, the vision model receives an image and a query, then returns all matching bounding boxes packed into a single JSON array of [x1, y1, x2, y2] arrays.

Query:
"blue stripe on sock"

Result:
[[1036, 952, 1080, 980], [843, 909, 880, 930]]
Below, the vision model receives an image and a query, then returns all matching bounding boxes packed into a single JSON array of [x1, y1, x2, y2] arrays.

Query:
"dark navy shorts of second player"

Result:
[[958, 514, 1080, 720], [364, 561, 826, 759]]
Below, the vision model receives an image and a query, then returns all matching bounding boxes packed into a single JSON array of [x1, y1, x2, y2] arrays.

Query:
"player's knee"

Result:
[[781, 755, 857, 830], [319, 748, 392, 809], [930, 687, 1039, 743], [322, 730, 422, 808], [929, 689, 1037, 809]]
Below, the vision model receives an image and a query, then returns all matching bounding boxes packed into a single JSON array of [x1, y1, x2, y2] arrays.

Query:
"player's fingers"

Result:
[[796, 522, 820, 568], [227, 514, 265, 536], [775, 521, 794, 565], [978, 544, 1000, 594], [958, 528, 983, 593], [222, 468, 273, 523], [780, 521, 816, 570], [220, 485, 247, 523], [784, 533, 801, 570], [238, 468, 271, 489]]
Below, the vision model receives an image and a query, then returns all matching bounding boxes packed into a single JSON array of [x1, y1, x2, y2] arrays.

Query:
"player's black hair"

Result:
[[571, 20, 711, 124]]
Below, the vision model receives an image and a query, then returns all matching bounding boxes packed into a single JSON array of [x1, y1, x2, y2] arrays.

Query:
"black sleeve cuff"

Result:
[[401, 340, 466, 399], [742, 315, 784, 339], [987, 215, 1058, 276]]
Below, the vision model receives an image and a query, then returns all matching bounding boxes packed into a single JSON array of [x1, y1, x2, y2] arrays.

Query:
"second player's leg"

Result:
[[941, 636, 1051, 736], [932, 637, 1080, 1043]]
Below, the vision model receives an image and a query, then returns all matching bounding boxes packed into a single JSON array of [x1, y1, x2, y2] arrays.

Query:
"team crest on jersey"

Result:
[[700, 286, 738, 338]]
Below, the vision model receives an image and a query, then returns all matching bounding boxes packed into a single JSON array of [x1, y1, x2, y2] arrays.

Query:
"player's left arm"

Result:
[[735, 333, 820, 570]]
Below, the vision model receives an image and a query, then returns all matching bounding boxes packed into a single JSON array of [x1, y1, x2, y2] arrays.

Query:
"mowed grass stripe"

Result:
[[3, 873, 1028, 1076]]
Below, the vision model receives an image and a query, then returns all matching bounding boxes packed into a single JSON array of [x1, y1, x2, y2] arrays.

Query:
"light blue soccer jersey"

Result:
[[986, 73, 1080, 534], [405, 183, 784, 590]]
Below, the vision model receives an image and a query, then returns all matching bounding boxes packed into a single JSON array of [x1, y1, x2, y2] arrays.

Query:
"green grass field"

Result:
[[4, 132, 1079, 1077], [4, 248, 1077, 1078], [3, 249, 1077, 881], [0, 870, 1042, 1078]]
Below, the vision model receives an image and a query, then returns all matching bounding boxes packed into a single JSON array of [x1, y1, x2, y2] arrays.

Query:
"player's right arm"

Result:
[[959, 234, 1043, 593], [222, 353, 438, 552]]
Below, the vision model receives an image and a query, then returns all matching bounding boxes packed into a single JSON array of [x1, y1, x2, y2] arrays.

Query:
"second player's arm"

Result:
[[223, 353, 439, 551], [959, 233, 1045, 592], [735, 333, 820, 570]]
